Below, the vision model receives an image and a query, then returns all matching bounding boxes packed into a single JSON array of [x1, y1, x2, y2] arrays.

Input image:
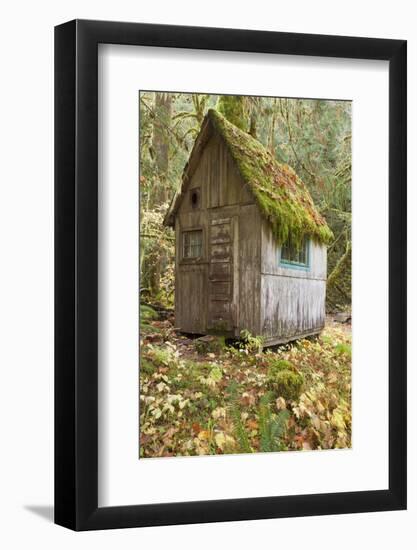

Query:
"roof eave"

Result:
[[163, 116, 213, 225]]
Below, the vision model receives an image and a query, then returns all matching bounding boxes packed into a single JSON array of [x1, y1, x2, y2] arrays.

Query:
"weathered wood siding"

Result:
[[174, 217, 208, 333], [174, 131, 326, 343], [175, 134, 257, 335], [260, 220, 327, 343], [208, 215, 234, 332], [238, 204, 261, 336]]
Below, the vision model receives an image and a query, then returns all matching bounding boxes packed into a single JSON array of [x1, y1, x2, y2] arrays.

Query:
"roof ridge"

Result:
[[206, 108, 333, 246]]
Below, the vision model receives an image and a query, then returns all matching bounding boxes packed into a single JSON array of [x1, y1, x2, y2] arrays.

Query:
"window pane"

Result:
[[183, 230, 202, 259], [280, 238, 308, 266]]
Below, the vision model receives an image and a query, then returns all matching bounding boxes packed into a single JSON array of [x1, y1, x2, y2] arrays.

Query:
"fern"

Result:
[[226, 381, 252, 453], [259, 393, 289, 452], [239, 329, 264, 353]]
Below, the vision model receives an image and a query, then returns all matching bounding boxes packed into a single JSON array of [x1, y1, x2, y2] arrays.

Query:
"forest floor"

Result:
[[140, 306, 352, 458]]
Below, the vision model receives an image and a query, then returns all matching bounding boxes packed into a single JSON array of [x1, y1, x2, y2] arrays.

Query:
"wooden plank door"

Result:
[[207, 217, 235, 334]]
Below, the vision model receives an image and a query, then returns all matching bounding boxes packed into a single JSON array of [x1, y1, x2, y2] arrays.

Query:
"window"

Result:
[[280, 238, 309, 268], [182, 230, 203, 259]]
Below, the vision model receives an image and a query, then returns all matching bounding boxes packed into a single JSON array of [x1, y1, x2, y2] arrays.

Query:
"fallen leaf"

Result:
[[192, 422, 201, 435], [215, 432, 226, 449], [198, 430, 210, 441], [276, 397, 286, 410]]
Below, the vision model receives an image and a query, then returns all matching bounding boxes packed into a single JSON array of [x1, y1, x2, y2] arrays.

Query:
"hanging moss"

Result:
[[207, 109, 333, 246]]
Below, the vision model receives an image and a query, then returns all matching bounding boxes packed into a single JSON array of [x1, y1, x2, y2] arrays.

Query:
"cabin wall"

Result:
[[260, 220, 327, 343], [174, 131, 327, 342], [175, 133, 258, 335], [237, 204, 262, 336], [174, 215, 208, 333]]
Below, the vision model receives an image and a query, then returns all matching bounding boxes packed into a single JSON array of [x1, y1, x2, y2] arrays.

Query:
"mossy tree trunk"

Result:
[[216, 95, 248, 132], [326, 241, 351, 311], [149, 93, 172, 296]]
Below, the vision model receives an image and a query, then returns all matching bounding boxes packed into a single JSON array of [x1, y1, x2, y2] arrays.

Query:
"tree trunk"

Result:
[[148, 93, 172, 296], [152, 93, 172, 205]]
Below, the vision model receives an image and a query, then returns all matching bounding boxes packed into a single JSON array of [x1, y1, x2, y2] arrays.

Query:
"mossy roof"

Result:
[[165, 109, 333, 246], [207, 109, 333, 246]]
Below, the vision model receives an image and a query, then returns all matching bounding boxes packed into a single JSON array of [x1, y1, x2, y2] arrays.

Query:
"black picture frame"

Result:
[[55, 19, 407, 531]]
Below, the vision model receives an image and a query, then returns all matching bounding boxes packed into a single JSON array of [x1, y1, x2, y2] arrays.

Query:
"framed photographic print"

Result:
[[55, 20, 406, 530]]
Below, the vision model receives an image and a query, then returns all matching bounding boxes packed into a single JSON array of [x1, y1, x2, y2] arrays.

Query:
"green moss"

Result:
[[268, 359, 297, 376], [140, 304, 159, 322], [208, 320, 230, 335], [194, 335, 225, 354], [216, 96, 247, 132], [327, 241, 351, 309], [207, 109, 333, 247], [267, 360, 304, 401], [140, 357, 156, 376], [334, 342, 352, 358]]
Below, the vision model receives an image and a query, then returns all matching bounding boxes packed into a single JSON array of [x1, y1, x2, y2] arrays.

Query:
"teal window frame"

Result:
[[278, 239, 310, 271]]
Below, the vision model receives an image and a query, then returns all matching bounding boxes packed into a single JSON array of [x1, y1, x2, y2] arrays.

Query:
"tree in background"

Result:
[[140, 92, 351, 312], [216, 95, 248, 131]]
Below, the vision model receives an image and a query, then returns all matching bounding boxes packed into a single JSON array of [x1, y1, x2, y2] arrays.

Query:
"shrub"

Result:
[[268, 359, 296, 376], [239, 330, 264, 353], [267, 360, 304, 401], [145, 344, 178, 369], [196, 363, 224, 388]]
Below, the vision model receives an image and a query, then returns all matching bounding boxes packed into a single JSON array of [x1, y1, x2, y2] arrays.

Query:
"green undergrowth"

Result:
[[140, 304, 160, 334], [267, 359, 304, 401], [140, 316, 351, 457]]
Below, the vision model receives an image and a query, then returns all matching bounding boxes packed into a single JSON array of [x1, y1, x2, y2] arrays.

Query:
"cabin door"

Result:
[[207, 215, 238, 335]]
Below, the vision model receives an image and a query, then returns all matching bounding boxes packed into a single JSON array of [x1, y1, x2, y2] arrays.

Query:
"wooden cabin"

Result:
[[164, 109, 333, 345]]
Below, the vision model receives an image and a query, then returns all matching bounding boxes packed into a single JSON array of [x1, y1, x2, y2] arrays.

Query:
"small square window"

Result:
[[280, 238, 309, 268], [182, 230, 203, 259]]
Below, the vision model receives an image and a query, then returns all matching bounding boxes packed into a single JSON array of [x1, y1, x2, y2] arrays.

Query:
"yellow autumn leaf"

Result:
[[198, 430, 210, 441], [214, 432, 226, 449], [331, 410, 346, 430]]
